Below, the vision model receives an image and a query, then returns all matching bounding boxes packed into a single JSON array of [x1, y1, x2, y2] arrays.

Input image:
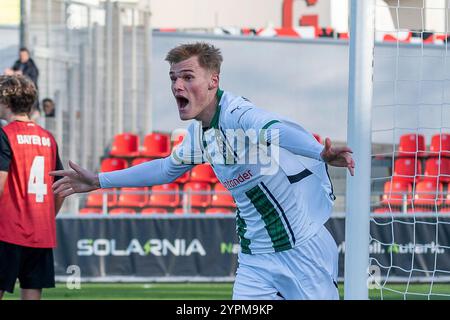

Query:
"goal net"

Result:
[[369, 0, 450, 299]]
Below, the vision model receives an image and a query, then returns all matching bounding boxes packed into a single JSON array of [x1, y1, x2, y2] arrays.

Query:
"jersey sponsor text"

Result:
[[17, 134, 52, 147]]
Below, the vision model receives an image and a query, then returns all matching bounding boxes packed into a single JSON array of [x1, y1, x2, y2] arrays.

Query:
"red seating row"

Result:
[[109, 131, 325, 159], [397, 133, 450, 157], [109, 132, 450, 162], [110, 132, 185, 158], [85, 182, 235, 208], [381, 179, 449, 207], [79, 207, 235, 215], [393, 157, 450, 183]]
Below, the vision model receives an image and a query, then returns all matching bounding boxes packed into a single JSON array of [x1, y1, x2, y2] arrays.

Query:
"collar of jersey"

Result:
[[208, 88, 223, 130]]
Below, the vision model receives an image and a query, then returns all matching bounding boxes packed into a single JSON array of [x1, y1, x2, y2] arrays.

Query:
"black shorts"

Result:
[[0, 241, 55, 293]]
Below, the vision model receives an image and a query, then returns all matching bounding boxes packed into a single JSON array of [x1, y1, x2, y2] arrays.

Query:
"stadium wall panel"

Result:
[[54, 216, 450, 282]]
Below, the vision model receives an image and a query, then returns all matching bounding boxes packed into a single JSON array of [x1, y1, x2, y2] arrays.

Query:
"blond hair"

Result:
[[165, 42, 223, 74]]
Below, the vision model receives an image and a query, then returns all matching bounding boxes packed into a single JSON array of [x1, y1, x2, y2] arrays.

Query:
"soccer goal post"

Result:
[[344, 0, 375, 300]]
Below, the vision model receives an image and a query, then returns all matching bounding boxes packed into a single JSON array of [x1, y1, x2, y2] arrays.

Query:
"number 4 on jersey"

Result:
[[28, 156, 48, 203]]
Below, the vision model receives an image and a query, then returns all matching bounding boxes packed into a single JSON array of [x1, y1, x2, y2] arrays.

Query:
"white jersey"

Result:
[[172, 89, 336, 254]]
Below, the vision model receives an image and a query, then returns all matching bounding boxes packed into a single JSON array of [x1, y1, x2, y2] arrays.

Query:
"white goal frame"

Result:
[[344, 0, 375, 300]]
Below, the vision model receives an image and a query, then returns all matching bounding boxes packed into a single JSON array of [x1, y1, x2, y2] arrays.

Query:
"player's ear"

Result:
[[209, 73, 219, 90]]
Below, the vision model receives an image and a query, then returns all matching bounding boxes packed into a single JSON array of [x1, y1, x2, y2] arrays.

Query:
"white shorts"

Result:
[[232, 225, 339, 300]]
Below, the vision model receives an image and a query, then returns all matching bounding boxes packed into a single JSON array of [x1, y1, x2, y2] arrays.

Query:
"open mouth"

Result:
[[176, 96, 190, 111]]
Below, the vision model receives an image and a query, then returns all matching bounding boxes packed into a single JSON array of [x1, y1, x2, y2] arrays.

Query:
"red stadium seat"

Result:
[[190, 164, 218, 183], [100, 158, 128, 172], [183, 182, 211, 208], [414, 180, 444, 207], [393, 158, 422, 183], [383, 32, 412, 43], [149, 183, 180, 208], [430, 133, 450, 157], [109, 208, 137, 215], [141, 208, 168, 214], [110, 133, 140, 157], [398, 133, 426, 157], [174, 171, 190, 184], [212, 183, 236, 207], [205, 208, 235, 214], [141, 133, 171, 158], [86, 189, 118, 207], [424, 158, 450, 183], [381, 179, 412, 207], [131, 157, 152, 166], [173, 208, 201, 215], [117, 187, 149, 208], [79, 208, 103, 215], [338, 32, 349, 40]]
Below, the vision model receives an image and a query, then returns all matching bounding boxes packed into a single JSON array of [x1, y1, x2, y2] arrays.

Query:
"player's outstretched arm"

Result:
[[50, 156, 194, 198], [259, 119, 355, 175], [49, 161, 100, 198], [320, 137, 355, 176]]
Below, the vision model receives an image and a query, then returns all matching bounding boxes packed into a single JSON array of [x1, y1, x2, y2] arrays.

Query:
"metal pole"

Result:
[[86, 6, 93, 170], [115, 2, 124, 134], [54, 2, 65, 151], [131, 9, 138, 133], [68, 65, 77, 164], [20, 0, 29, 48], [45, 0, 52, 99], [54, 89, 63, 147], [144, 9, 152, 134], [92, 23, 102, 169], [104, 0, 113, 146], [344, 0, 375, 300], [68, 64, 78, 214], [80, 43, 89, 169]]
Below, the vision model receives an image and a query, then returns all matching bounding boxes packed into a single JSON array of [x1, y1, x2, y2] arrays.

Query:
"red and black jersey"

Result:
[[0, 121, 63, 248]]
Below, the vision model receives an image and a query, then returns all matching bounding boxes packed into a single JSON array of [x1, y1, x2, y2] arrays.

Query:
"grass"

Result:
[[2, 282, 450, 300]]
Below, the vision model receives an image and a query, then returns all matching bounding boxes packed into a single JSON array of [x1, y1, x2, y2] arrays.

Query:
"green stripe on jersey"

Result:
[[236, 209, 251, 254], [261, 120, 280, 130], [245, 185, 292, 252], [260, 120, 280, 143], [210, 89, 224, 129]]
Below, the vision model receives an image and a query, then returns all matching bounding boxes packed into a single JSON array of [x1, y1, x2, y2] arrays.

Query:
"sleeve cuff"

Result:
[[98, 172, 107, 188]]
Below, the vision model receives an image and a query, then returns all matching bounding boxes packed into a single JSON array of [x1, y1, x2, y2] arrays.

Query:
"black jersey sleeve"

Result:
[[0, 128, 12, 172]]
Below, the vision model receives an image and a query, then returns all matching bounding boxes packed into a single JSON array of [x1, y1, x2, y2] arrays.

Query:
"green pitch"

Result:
[[3, 283, 450, 300]]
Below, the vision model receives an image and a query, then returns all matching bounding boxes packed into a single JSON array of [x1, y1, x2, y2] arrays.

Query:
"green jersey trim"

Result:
[[236, 209, 252, 254], [262, 119, 280, 130], [210, 88, 224, 129], [245, 184, 292, 252], [259, 120, 281, 143]]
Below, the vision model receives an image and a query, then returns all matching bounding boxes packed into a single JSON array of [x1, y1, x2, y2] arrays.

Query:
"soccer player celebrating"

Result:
[[0, 75, 64, 300], [51, 43, 354, 300]]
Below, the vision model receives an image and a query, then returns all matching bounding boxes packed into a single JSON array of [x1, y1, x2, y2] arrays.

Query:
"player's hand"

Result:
[[320, 138, 355, 176], [49, 161, 100, 197]]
